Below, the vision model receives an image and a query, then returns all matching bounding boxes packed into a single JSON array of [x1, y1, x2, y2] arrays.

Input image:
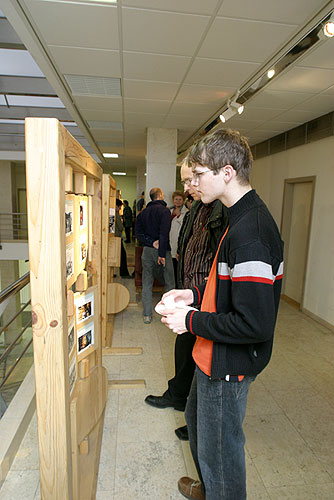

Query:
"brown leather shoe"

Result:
[[178, 477, 205, 500]]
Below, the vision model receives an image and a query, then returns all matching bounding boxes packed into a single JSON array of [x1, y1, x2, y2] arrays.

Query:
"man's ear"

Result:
[[222, 164, 235, 182]]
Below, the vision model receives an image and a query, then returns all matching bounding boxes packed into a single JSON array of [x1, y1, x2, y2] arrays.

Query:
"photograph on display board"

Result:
[[66, 243, 74, 281], [77, 321, 94, 354], [79, 198, 88, 229], [109, 207, 115, 234], [76, 290, 94, 325], [79, 233, 87, 264], [69, 355, 77, 395], [68, 318, 75, 358], [65, 199, 73, 236]]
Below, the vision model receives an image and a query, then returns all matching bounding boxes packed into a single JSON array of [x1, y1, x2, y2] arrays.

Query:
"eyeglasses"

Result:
[[192, 169, 211, 185], [181, 178, 192, 187]]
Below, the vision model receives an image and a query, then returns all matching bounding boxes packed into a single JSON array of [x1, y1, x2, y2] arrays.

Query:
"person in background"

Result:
[[135, 188, 175, 324], [122, 200, 133, 243], [136, 191, 145, 213], [161, 129, 284, 500], [185, 193, 193, 211], [170, 190, 188, 286], [145, 160, 228, 442], [115, 199, 133, 279]]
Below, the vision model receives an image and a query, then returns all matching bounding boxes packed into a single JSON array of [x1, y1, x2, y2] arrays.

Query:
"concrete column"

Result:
[[136, 165, 146, 205], [146, 128, 177, 207]]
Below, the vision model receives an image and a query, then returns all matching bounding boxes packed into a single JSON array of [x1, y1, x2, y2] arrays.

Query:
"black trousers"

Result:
[[164, 331, 196, 405], [125, 226, 131, 242], [120, 240, 130, 276]]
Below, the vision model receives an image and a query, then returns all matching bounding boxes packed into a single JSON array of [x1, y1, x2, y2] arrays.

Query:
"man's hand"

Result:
[[161, 308, 188, 334], [153, 240, 159, 249], [158, 256, 165, 267], [161, 289, 194, 306]]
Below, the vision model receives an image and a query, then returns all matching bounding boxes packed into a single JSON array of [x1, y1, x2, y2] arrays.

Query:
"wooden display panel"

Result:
[[108, 236, 121, 267], [25, 118, 106, 500]]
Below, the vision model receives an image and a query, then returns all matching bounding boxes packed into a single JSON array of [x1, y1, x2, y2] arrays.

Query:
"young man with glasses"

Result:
[[145, 160, 228, 442], [160, 129, 284, 500]]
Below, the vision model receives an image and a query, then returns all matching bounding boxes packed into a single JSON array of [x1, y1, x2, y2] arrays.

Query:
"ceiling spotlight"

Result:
[[219, 107, 236, 123], [267, 69, 275, 79], [103, 153, 119, 158], [323, 14, 334, 37], [230, 101, 244, 115]]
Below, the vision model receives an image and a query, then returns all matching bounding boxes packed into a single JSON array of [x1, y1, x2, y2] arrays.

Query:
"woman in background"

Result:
[[169, 191, 188, 285]]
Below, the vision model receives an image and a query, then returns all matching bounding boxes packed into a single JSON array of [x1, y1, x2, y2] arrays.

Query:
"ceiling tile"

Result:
[[91, 129, 123, 141], [297, 41, 334, 70], [246, 89, 316, 109], [73, 96, 122, 112], [81, 109, 123, 122], [162, 114, 208, 128], [125, 112, 165, 127], [122, 7, 209, 56], [322, 84, 334, 95], [275, 108, 325, 123], [123, 80, 179, 100], [255, 120, 301, 133], [124, 98, 171, 114], [269, 66, 334, 93], [294, 94, 334, 113], [169, 101, 218, 116], [198, 17, 297, 63], [0, 76, 55, 95], [123, 51, 190, 82], [49, 46, 121, 77], [122, 0, 218, 15], [217, 0, 325, 24], [176, 84, 235, 105], [0, 48, 44, 77], [24, 0, 119, 49], [185, 58, 260, 87], [238, 107, 284, 122]]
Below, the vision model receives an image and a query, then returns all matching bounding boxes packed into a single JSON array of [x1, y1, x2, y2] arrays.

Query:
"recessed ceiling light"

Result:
[[112, 172, 126, 176], [103, 153, 119, 158], [267, 69, 275, 79]]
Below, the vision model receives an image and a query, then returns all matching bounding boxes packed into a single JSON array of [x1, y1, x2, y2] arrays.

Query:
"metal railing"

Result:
[[0, 271, 32, 416], [0, 212, 28, 241]]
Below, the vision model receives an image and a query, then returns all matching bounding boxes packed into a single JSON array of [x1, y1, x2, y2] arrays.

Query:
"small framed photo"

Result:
[[74, 285, 98, 360], [79, 199, 88, 229], [68, 318, 75, 358], [65, 199, 74, 236], [69, 354, 77, 396], [77, 321, 94, 355], [79, 233, 87, 265], [66, 243, 74, 281]]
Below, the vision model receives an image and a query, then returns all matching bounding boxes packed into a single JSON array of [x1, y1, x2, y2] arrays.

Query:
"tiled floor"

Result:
[[1, 272, 334, 499]]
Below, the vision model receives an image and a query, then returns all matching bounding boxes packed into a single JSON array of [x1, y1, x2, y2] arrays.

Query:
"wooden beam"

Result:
[[101, 175, 110, 348], [61, 125, 102, 181], [103, 347, 143, 356], [25, 117, 73, 499], [108, 379, 146, 389]]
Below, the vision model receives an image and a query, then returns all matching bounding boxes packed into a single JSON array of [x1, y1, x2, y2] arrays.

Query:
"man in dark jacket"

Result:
[[145, 161, 228, 441], [161, 129, 284, 500], [135, 187, 175, 323]]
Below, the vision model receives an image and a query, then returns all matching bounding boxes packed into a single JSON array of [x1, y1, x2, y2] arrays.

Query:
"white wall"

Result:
[[250, 135, 334, 327]]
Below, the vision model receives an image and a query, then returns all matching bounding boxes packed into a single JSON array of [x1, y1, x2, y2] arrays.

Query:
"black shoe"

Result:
[[145, 395, 185, 411], [175, 425, 189, 441]]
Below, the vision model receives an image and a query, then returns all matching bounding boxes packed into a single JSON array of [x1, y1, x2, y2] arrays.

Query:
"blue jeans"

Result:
[[141, 246, 175, 316], [185, 366, 255, 500]]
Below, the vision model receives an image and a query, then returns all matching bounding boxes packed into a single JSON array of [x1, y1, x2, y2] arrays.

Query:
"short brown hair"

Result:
[[188, 129, 253, 185], [172, 190, 185, 201], [149, 187, 163, 201]]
